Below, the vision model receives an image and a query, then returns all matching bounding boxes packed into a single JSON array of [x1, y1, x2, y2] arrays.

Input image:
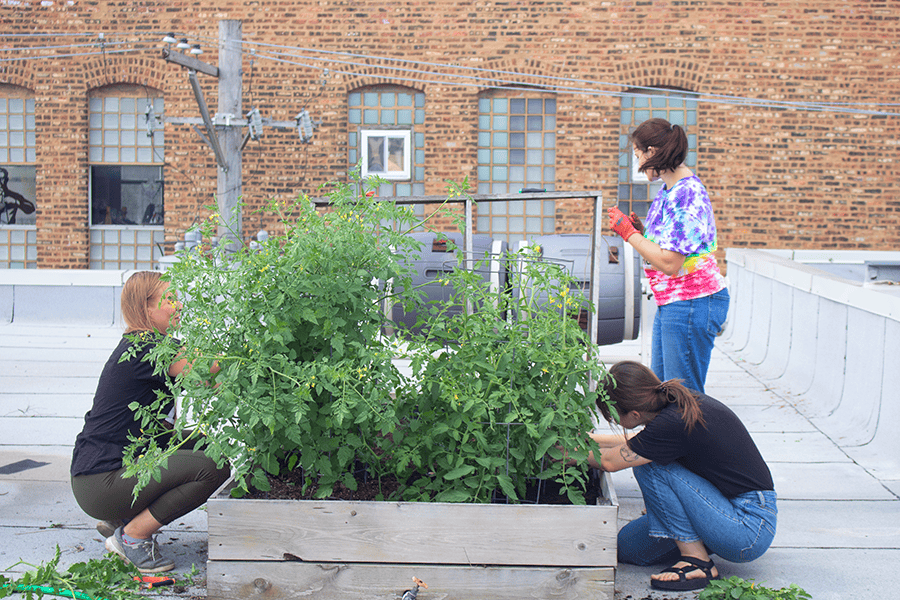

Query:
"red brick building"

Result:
[[1, 0, 897, 269]]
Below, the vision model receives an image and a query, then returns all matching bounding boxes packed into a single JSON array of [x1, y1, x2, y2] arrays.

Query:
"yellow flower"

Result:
[[560, 287, 569, 297]]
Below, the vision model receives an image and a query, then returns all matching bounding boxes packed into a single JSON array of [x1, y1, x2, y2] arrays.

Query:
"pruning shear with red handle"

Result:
[[133, 575, 175, 589]]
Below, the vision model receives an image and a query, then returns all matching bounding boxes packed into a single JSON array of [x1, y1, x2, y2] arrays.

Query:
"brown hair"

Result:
[[630, 117, 688, 175], [121, 271, 168, 333], [597, 360, 706, 433]]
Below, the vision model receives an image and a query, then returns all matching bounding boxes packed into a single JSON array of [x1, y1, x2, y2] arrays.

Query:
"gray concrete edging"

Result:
[[722, 248, 900, 481]]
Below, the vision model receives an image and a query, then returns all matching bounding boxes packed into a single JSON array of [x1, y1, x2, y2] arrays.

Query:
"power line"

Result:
[[0, 45, 152, 63], [249, 50, 900, 117], [239, 38, 900, 113], [2, 31, 899, 116]]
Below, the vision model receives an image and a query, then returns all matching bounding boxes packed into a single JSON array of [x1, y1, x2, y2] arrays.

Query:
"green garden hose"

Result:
[[1, 583, 104, 600]]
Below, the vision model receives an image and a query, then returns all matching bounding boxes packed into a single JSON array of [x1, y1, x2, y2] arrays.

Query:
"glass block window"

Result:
[[89, 86, 164, 228], [349, 87, 425, 198], [89, 227, 165, 270], [477, 94, 557, 244], [618, 90, 698, 217], [0, 227, 36, 269], [1, 91, 37, 227]]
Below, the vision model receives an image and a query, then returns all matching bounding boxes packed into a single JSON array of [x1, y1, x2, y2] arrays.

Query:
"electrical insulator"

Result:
[[296, 109, 314, 143], [247, 108, 263, 140]]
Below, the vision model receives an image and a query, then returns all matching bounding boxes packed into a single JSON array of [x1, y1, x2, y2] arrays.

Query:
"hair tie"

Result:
[[656, 382, 675, 402], [669, 123, 675, 131]]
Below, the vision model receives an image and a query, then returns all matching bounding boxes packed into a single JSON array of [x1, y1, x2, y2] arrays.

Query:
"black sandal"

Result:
[[650, 555, 719, 591]]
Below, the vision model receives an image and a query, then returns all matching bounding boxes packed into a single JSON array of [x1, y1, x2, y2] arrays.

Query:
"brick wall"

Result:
[[1, 0, 897, 267]]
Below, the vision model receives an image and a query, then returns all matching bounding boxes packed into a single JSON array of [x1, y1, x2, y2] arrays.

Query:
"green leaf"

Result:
[[534, 433, 559, 461], [496, 473, 517, 499], [443, 464, 475, 480], [434, 488, 473, 502]]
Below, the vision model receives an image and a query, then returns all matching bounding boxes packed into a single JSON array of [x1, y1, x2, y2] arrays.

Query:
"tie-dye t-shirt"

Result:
[[642, 175, 726, 306]]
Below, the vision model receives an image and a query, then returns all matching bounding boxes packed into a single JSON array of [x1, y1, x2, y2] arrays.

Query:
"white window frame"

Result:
[[360, 129, 412, 180]]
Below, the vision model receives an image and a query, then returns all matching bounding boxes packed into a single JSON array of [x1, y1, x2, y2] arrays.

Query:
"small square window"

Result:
[[360, 129, 412, 180]]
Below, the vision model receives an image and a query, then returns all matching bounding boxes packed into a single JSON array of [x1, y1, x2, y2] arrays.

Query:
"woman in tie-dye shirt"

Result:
[[608, 118, 728, 393]]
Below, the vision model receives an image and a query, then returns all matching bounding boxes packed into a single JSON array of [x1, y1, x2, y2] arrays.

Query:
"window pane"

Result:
[[0, 165, 36, 225]]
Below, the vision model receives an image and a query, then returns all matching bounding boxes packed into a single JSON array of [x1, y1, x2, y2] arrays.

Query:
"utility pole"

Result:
[[217, 20, 242, 252], [162, 19, 301, 252]]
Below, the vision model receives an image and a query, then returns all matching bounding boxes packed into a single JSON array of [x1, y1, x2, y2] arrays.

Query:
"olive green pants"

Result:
[[71, 447, 230, 526]]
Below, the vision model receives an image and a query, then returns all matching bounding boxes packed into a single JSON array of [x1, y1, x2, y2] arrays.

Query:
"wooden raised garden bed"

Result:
[[206, 473, 618, 600]]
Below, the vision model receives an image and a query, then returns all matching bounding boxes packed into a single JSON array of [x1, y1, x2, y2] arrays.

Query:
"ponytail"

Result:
[[630, 118, 688, 174], [598, 360, 706, 433]]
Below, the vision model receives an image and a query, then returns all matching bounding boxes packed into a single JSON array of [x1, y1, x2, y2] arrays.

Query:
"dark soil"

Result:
[[245, 467, 605, 505]]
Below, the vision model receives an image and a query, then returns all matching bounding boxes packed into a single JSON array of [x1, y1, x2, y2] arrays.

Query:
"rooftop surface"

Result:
[[1, 321, 897, 600]]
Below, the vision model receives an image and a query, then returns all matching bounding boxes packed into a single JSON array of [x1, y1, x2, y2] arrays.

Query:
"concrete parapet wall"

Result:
[[0, 270, 135, 326], [721, 248, 900, 480]]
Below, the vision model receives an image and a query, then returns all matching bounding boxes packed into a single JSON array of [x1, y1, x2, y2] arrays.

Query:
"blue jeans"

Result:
[[618, 462, 777, 566], [651, 288, 729, 394]]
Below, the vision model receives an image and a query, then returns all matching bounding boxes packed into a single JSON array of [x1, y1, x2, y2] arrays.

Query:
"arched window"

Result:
[[0, 85, 36, 268], [348, 86, 425, 197], [88, 84, 165, 269], [618, 89, 698, 217], [477, 91, 556, 244]]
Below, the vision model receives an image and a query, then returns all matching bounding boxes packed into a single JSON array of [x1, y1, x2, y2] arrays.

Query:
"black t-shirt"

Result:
[[627, 394, 774, 499], [70, 334, 173, 477]]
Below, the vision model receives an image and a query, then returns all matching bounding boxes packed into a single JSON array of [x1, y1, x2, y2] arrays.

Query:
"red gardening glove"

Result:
[[608, 206, 639, 241], [629, 211, 645, 235]]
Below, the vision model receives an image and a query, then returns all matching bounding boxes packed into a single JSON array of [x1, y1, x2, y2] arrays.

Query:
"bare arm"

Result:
[[587, 432, 629, 448], [598, 443, 653, 472], [627, 234, 685, 276], [168, 350, 221, 379]]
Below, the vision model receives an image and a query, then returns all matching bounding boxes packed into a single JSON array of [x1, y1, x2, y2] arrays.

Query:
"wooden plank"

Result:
[[207, 561, 615, 600], [209, 497, 617, 567]]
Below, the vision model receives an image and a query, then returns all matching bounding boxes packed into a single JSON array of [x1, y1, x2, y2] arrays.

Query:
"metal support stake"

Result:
[[589, 193, 603, 348], [464, 195, 474, 316]]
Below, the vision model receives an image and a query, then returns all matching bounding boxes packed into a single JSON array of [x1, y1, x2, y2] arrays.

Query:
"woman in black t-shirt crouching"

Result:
[[70, 271, 230, 573], [586, 361, 776, 592]]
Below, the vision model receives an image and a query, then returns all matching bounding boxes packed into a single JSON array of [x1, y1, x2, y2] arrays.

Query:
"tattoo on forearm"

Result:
[[619, 445, 641, 463]]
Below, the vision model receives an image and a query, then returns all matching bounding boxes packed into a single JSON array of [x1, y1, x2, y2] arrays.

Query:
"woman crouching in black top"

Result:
[[587, 360, 776, 591], [70, 271, 229, 573]]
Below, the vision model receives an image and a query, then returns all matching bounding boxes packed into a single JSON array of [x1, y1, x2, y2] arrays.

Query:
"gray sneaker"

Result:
[[96, 519, 124, 538], [105, 526, 175, 573]]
